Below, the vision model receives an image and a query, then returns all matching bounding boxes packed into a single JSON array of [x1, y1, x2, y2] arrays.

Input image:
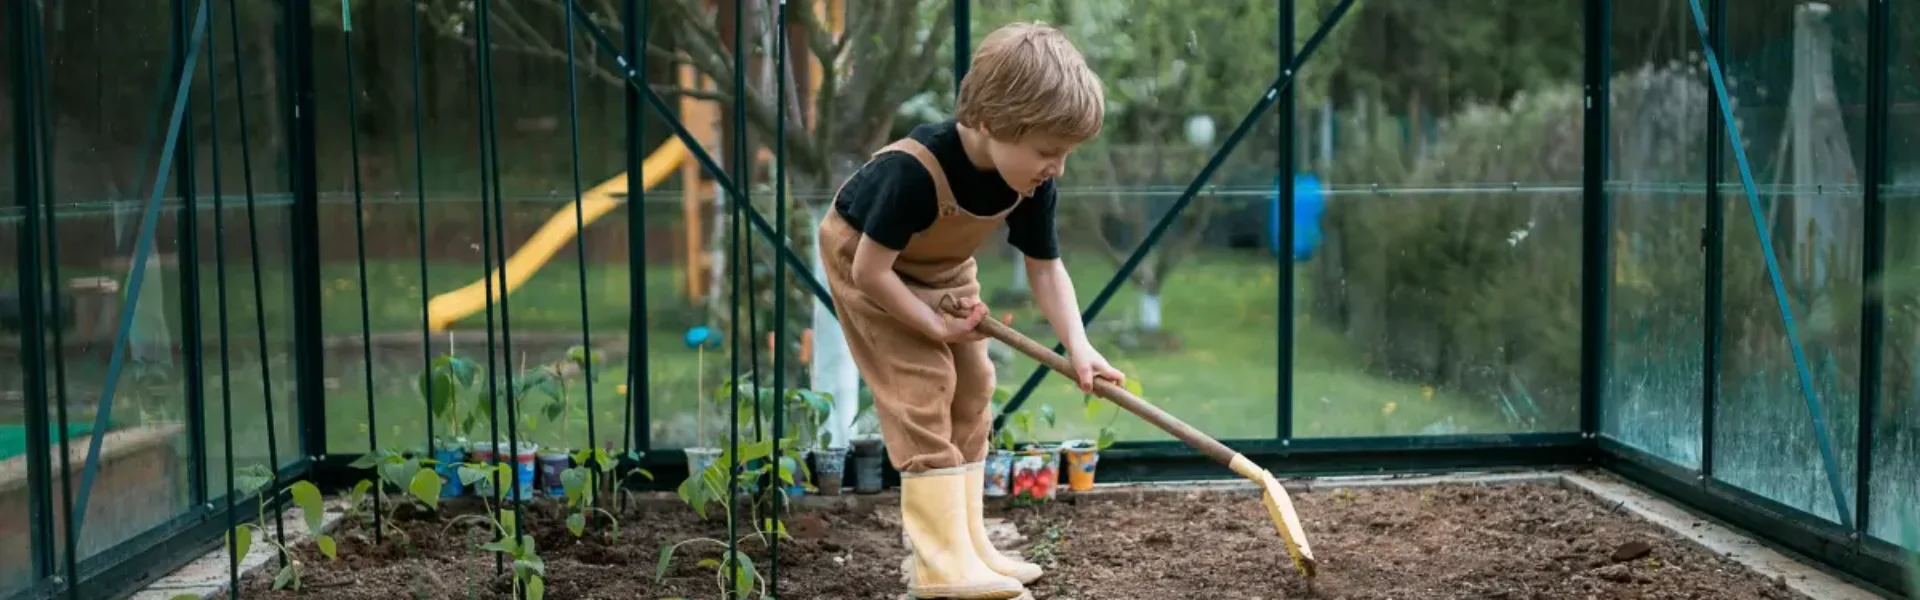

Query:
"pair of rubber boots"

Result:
[[899, 463, 1042, 599]]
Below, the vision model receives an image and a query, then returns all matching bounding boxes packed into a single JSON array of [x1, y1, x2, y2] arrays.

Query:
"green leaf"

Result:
[[480, 537, 520, 556], [697, 558, 719, 569], [594, 448, 618, 472], [562, 467, 590, 506], [1123, 378, 1145, 398], [169, 595, 203, 600], [1038, 403, 1057, 427], [1096, 428, 1116, 450], [456, 464, 488, 486], [422, 371, 456, 417], [228, 524, 254, 562], [655, 542, 678, 581], [346, 453, 382, 470], [567, 512, 586, 537], [516, 554, 547, 577], [526, 575, 545, 600], [272, 564, 297, 591], [409, 467, 443, 509], [543, 400, 566, 423], [729, 551, 757, 598], [316, 534, 338, 560], [289, 481, 326, 531]]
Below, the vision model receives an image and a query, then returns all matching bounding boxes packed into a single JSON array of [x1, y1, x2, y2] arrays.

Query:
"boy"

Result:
[[816, 22, 1124, 599]]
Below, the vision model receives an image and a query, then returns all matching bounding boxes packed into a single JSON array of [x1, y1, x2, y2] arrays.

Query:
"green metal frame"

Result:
[[2, 0, 1913, 598]]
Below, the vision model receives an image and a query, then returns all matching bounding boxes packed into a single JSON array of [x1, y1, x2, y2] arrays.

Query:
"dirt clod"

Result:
[[223, 482, 1814, 599]]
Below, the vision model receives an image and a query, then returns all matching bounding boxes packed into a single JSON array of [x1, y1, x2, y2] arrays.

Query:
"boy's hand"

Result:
[[1069, 343, 1126, 393], [927, 296, 988, 343]]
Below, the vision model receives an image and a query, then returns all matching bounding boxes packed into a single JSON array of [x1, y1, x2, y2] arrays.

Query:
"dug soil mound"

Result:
[[228, 480, 1814, 599]]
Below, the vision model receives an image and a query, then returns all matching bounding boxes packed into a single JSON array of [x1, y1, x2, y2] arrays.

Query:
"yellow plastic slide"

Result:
[[425, 139, 689, 332]]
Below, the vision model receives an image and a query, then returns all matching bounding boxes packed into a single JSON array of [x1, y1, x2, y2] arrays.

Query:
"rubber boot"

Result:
[[903, 463, 1045, 586], [965, 462, 1043, 583], [900, 466, 1028, 599]]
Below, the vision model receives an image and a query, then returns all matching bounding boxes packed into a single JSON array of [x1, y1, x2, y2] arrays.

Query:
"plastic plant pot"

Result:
[[536, 450, 571, 497], [432, 438, 468, 498], [1061, 440, 1100, 492], [851, 437, 886, 494], [684, 446, 722, 480], [813, 444, 849, 496], [469, 441, 496, 497], [506, 442, 540, 501], [983, 449, 1014, 497], [1009, 445, 1060, 505]]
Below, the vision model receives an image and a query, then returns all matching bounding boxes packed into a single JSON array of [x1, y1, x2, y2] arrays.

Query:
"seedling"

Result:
[[449, 462, 547, 600], [229, 465, 336, 592]]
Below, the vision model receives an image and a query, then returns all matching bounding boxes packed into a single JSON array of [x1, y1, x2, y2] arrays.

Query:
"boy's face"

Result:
[[986, 131, 1080, 197]]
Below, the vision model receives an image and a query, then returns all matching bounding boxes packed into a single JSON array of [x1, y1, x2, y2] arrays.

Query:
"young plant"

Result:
[[344, 448, 445, 545], [1077, 378, 1142, 451], [539, 346, 603, 450], [784, 388, 835, 451], [449, 462, 547, 600], [997, 403, 1057, 452], [559, 446, 639, 539], [229, 465, 336, 592], [655, 538, 767, 600], [422, 353, 482, 444]]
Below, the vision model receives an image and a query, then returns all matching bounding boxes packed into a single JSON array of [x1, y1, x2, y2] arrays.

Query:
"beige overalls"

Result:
[[818, 137, 1015, 474]]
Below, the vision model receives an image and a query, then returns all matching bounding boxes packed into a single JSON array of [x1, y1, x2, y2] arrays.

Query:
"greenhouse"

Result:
[[2, 0, 1918, 598]]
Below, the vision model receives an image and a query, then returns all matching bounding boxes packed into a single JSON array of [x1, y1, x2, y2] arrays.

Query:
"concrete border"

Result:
[[127, 504, 345, 600], [127, 469, 1892, 600]]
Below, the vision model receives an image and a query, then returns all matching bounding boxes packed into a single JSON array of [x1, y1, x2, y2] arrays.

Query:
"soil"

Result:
[[225, 477, 1817, 599]]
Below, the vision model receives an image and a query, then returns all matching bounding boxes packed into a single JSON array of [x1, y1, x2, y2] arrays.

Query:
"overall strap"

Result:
[[875, 138, 960, 218]]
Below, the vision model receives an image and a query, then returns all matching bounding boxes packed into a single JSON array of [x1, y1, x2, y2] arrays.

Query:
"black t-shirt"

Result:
[[832, 119, 1060, 260]]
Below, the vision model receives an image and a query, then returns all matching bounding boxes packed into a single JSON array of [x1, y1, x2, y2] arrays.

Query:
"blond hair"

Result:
[[954, 22, 1105, 143]]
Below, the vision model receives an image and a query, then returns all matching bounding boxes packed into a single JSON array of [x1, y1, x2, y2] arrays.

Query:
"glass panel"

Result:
[[962, 1, 1284, 443], [1874, 0, 1920, 548], [190, 0, 298, 501], [1601, 0, 1709, 468], [1711, 0, 1867, 525], [0, 4, 28, 594], [28, 0, 198, 568], [1292, 0, 1585, 437]]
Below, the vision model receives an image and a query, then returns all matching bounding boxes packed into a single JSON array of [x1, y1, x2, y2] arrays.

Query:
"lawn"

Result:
[[12, 241, 1540, 489]]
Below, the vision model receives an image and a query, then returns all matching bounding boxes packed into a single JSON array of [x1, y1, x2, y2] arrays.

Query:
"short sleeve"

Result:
[[1004, 181, 1060, 259], [839, 153, 939, 250]]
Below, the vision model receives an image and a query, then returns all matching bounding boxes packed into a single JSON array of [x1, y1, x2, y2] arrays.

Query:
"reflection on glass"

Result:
[[1873, 0, 1920, 548], [1291, 0, 1585, 437], [1711, 0, 1866, 526], [1601, 0, 1709, 468]]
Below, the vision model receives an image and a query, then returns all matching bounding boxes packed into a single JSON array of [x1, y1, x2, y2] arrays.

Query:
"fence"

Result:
[[2, 0, 1918, 598]]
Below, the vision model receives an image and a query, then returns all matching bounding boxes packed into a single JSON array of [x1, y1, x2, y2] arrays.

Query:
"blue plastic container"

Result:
[[1269, 173, 1327, 261]]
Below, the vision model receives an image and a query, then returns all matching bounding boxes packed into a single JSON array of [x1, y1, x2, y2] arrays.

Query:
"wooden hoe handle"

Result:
[[940, 297, 1239, 468]]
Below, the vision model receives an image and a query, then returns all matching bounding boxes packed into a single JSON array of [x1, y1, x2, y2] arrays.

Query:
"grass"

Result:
[[13, 240, 1551, 471]]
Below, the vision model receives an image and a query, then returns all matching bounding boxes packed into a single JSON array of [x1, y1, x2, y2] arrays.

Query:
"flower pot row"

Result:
[[680, 435, 891, 496], [983, 440, 1103, 504], [429, 438, 610, 500]]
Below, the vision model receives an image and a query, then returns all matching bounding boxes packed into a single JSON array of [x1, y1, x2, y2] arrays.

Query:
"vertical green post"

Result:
[[954, 0, 969, 91], [285, 0, 328, 470], [1701, 0, 1725, 479], [623, 0, 652, 453], [10, 0, 57, 582], [172, 0, 211, 508], [1276, 0, 1296, 444], [1579, 0, 1612, 444], [1857, 0, 1891, 541]]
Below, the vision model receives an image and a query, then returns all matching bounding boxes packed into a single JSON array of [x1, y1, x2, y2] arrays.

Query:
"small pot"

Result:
[[469, 441, 497, 497], [506, 442, 540, 501], [982, 449, 1014, 497], [851, 437, 886, 494], [784, 449, 813, 497], [812, 445, 850, 496], [1061, 440, 1100, 492], [432, 438, 469, 498], [684, 447, 723, 479], [537, 451, 572, 497], [1009, 445, 1060, 505]]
